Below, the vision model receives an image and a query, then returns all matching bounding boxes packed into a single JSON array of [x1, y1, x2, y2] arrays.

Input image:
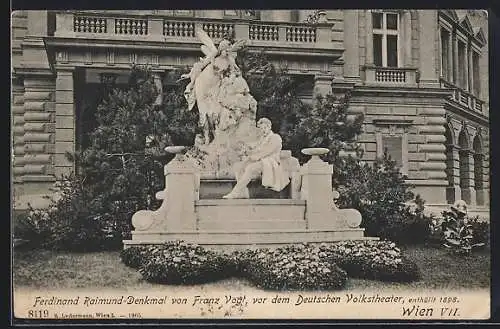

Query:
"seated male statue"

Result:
[[222, 118, 290, 199]]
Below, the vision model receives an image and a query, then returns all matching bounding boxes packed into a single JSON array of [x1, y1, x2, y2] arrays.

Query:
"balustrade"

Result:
[[249, 23, 279, 41], [74, 16, 107, 33], [115, 18, 148, 35], [473, 98, 482, 112], [375, 68, 406, 83], [201, 22, 234, 39], [286, 26, 316, 42], [440, 79, 484, 113], [363, 66, 417, 86], [163, 20, 195, 37], [56, 11, 331, 48]]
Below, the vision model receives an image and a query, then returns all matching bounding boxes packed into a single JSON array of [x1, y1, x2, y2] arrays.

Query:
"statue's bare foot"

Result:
[[222, 188, 249, 199], [222, 190, 240, 199]]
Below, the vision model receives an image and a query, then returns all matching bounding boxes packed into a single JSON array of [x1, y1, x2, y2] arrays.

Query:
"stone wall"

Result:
[[11, 9, 490, 213], [11, 11, 28, 197], [349, 90, 450, 205]]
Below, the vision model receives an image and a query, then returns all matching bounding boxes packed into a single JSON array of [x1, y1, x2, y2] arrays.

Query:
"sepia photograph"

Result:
[[11, 8, 491, 321]]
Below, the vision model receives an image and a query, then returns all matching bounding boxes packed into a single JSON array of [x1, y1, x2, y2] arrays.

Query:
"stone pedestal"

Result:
[[124, 147, 371, 250], [130, 152, 198, 239], [300, 153, 335, 229], [300, 148, 362, 230]]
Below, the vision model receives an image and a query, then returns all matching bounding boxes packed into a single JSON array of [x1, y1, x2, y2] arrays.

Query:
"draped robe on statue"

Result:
[[235, 132, 290, 192]]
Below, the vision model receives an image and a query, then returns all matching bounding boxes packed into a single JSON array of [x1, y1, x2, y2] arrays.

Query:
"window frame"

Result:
[[471, 49, 481, 97], [371, 10, 401, 68], [439, 27, 452, 81], [438, 11, 484, 100], [373, 119, 411, 176]]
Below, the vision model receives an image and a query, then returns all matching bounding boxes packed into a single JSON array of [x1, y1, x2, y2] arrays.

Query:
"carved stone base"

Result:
[[124, 229, 377, 251], [128, 198, 370, 250]]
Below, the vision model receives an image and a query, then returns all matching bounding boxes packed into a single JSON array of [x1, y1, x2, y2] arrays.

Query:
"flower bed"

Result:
[[125, 241, 235, 284], [318, 240, 421, 282], [120, 246, 150, 269], [121, 240, 421, 289], [237, 245, 348, 291]]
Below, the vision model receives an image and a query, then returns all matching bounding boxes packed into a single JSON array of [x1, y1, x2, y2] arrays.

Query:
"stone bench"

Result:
[[156, 150, 301, 200]]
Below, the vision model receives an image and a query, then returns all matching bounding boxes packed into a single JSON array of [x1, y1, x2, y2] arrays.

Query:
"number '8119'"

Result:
[[28, 310, 49, 318]]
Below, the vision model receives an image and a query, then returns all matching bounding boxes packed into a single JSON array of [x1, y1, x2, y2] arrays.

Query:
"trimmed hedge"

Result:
[[121, 240, 421, 289], [319, 240, 421, 282], [134, 241, 235, 284], [238, 244, 348, 291], [120, 246, 150, 269]]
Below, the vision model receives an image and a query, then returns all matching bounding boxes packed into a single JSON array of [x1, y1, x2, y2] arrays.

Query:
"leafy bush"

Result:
[[137, 241, 235, 284], [120, 240, 420, 289], [13, 209, 53, 250], [238, 244, 348, 291], [397, 195, 436, 245], [16, 175, 123, 252], [468, 216, 490, 247], [437, 210, 487, 255], [319, 240, 421, 282], [75, 67, 195, 243], [337, 154, 414, 242], [120, 246, 150, 269]]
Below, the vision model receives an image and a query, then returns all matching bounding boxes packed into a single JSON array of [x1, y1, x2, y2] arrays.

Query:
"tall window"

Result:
[[457, 41, 467, 88], [382, 136, 403, 167], [472, 51, 480, 96], [372, 11, 400, 67], [440, 28, 451, 81]]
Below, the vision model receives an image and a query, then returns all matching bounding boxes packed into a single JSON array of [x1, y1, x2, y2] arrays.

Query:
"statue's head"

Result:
[[451, 200, 468, 216], [218, 39, 232, 54], [257, 117, 272, 133]]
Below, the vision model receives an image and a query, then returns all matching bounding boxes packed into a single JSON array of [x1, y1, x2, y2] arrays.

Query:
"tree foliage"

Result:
[[17, 48, 432, 250]]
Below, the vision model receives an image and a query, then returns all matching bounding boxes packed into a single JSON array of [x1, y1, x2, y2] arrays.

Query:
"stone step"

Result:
[[126, 228, 370, 250], [197, 219, 307, 231], [199, 179, 291, 199], [196, 199, 306, 222]]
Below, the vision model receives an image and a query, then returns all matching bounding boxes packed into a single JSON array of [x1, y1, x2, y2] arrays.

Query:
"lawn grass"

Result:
[[13, 245, 490, 291]]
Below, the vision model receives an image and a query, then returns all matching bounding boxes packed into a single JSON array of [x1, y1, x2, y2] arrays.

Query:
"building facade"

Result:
[[11, 10, 489, 218]]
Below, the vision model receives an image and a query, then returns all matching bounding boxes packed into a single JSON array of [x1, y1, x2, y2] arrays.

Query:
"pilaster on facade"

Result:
[[22, 76, 56, 183], [453, 32, 459, 83], [402, 11, 412, 68], [417, 10, 440, 87], [313, 74, 333, 97], [446, 144, 462, 204], [343, 10, 360, 82], [364, 10, 373, 66], [12, 80, 25, 184], [459, 149, 476, 206], [54, 68, 76, 178], [418, 107, 448, 184]]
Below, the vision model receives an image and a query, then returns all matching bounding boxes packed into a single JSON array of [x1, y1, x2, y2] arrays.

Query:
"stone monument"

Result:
[[123, 29, 376, 250]]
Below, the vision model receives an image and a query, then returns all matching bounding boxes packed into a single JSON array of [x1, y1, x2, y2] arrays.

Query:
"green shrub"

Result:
[[120, 246, 150, 269], [13, 209, 53, 250], [138, 241, 235, 284], [397, 195, 435, 245], [469, 217, 490, 247], [16, 175, 123, 252], [120, 240, 420, 289], [436, 210, 488, 255], [238, 244, 348, 291], [319, 240, 421, 282], [336, 154, 435, 245]]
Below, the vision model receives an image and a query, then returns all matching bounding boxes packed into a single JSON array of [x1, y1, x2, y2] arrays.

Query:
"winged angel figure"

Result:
[[179, 28, 246, 145]]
